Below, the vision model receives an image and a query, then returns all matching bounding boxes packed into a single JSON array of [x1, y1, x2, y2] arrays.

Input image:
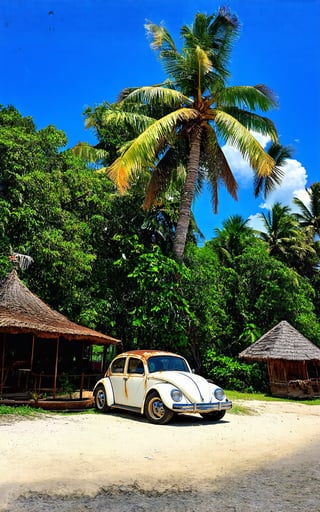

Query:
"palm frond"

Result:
[[117, 82, 172, 102], [293, 183, 320, 236], [117, 86, 142, 102], [194, 45, 214, 98], [206, 8, 239, 77], [181, 9, 239, 78], [293, 197, 312, 221], [108, 108, 199, 192], [145, 21, 177, 52], [220, 107, 278, 142], [254, 168, 284, 198], [214, 110, 275, 177], [143, 148, 181, 210], [203, 126, 238, 212], [254, 143, 292, 198], [73, 142, 108, 162], [195, 45, 213, 74], [123, 86, 192, 108], [100, 109, 155, 133], [217, 85, 278, 111], [145, 21, 182, 81]]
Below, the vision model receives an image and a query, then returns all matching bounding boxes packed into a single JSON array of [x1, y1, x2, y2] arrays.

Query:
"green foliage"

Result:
[[0, 405, 46, 416], [112, 237, 193, 352], [225, 389, 320, 405], [236, 244, 320, 346], [0, 105, 115, 333], [203, 349, 268, 392], [183, 243, 233, 370]]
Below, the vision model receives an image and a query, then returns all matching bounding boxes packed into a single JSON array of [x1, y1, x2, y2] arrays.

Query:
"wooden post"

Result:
[[30, 334, 35, 369], [80, 372, 84, 399], [53, 337, 60, 399], [103, 345, 107, 373], [0, 334, 6, 394]]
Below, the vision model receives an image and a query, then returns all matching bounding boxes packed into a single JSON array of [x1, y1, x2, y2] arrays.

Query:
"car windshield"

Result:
[[147, 355, 190, 373]]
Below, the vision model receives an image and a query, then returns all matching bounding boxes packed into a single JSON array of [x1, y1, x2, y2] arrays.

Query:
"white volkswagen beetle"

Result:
[[93, 350, 232, 424]]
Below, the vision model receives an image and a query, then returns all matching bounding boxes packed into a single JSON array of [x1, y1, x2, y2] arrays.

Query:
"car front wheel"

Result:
[[94, 384, 110, 413], [200, 410, 226, 421], [144, 391, 174, 425]]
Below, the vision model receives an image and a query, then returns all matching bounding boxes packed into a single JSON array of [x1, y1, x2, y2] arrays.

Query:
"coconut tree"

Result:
[[88, 8, 281, 262], [257, 202, 316, 274], [211, 214, 255, 264], [254, 142, 293, 199], [293, 182, 320, 239], [258, 203, 300, 257]]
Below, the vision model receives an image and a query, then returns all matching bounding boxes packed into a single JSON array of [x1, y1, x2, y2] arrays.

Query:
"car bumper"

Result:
[[172, 399, 232, 413]]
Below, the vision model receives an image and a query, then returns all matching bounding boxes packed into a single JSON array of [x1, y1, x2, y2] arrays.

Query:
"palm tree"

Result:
[[257, 202, 316, 272], [254, 142, 293, 199], [293, 182, 320, 239], [211, 215, 255, 264], [258, 203, 299, 256], [89, 8, 282, 262]]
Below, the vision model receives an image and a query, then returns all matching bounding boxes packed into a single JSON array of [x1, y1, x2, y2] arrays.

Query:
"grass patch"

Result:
[[226, 390, 320, 406], [229, 402, 256, 415], [0, 404, 48, 417], [0, 403, 96, 418]]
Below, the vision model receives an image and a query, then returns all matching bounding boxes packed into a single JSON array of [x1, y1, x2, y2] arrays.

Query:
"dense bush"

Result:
[[203, 349, 269, 393]]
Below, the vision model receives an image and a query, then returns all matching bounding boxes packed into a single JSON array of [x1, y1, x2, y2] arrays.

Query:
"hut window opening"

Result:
[[307, 364, 319, 379]]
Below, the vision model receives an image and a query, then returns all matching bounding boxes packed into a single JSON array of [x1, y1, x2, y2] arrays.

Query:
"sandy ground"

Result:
[[0, 400, 320, 512]]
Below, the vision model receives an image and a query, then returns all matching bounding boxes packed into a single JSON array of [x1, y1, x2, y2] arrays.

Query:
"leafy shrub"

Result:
[[203, 349, 268, 392]]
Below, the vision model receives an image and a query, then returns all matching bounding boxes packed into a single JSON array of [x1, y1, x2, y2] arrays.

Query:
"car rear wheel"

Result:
[[144, 391, 174, 425], [94, 384, 110, 413], [200, 410, 226, 421]]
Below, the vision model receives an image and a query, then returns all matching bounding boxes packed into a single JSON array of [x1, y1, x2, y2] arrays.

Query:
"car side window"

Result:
[[110, 357, 126, 374], [128, 358, 144, 375]]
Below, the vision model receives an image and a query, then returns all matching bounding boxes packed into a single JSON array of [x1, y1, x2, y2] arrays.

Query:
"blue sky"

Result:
[[1, 0, 319, 240]]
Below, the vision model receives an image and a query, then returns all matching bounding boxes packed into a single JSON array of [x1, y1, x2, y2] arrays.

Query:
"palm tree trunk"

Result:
[[173, 126, 202, 262]]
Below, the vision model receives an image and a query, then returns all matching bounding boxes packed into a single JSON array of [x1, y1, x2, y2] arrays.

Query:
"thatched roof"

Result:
[[0, 270, 120, 345], [239, 320, 320, 362]]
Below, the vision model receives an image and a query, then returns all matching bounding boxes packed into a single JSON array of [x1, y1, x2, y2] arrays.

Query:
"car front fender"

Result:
[[93, 377, 115, 407], [144, 382, 176, 411]]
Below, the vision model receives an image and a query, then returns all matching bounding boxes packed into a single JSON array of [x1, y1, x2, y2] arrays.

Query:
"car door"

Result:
[[109, 356, 127, 404], [109, 356, 146, 408], [125, 357, 146, 408]]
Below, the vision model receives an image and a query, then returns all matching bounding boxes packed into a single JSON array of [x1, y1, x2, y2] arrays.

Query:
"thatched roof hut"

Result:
[[0, 270, 119, 344], [239, 320, 320, 398], [0, 270, 120, 401]]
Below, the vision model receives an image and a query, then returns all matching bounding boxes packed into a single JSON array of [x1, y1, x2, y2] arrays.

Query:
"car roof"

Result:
[[115, 349, 181, 360]]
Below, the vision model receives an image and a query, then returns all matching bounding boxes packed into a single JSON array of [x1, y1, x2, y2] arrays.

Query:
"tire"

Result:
[[144, 391, 174, 425], [94, 384, 110, 413], [200, 410, 226, 421]]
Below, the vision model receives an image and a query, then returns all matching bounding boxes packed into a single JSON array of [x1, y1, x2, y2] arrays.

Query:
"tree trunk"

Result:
[[173, 126, 202, 263]]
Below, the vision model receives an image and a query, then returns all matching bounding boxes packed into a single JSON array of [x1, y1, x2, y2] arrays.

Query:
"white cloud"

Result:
[[221, 131, 309, 226], [222, 145, 253, 187], [259, 159, 308, 210], [247, 159, 309, 231], [247, 212, 266, 232], [222, 131, 272, 188]]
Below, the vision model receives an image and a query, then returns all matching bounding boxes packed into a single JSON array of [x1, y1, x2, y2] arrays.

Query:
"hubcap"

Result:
[[150, 398, 165, 419], [97, 390, 105, 409]]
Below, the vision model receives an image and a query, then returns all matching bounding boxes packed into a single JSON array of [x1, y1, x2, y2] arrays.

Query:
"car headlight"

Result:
[[171, 389, 183, 402], [214, 388, 225, 401]]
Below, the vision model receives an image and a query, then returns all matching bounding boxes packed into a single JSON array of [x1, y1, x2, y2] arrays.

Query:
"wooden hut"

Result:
[[0, 270, 120, 406], [239, 320, 320, 398]]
